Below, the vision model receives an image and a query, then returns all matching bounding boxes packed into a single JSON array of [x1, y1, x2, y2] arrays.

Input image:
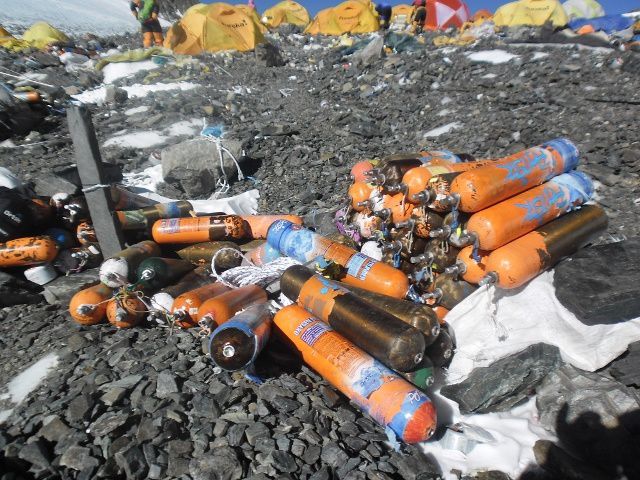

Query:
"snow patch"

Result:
[[0, 0, 139, 36], [0, 353, 59, 424], [421, 396, 553, 479], [72, 82, 200, 104], [424, 122, 462, 138], [532, 52, 549, 60], [467, 50, 519, 64], [481, 73, 497, 79], [123, 163, 164, 192], [104, 131, 168, 149], [102, 60, 160, 84], [165, 119, 202, 137], [124, 106, 150, 116]]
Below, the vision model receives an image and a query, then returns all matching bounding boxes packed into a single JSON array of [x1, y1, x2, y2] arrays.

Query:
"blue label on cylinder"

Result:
[[388, 390, 431, 439], [419, 150, 460, 164], [542, 138, 580, 171], [495, 147, 551, 187], [346, 253, 375, 280], [352, 362, 387, 398], [266, 219, 293, 250], [166, 202, 182, 218]]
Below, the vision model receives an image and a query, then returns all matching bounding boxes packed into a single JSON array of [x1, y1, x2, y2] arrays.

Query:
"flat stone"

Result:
[[43, 268, 99, 305], [114, 445, 147, 480], [189, 446, 243, 480], [271, 450, 297, 473], [59, 446, 99, 471], [441, 343, 562, 414], [38, 416, 72, 442], [89, 412, 129, 436], [321, 442, 349, 468], [18, 440, 51, 469], [156, 371, 179, 398], [100, 387, 127, 406]]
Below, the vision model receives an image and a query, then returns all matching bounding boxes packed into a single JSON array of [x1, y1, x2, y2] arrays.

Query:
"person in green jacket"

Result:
[[130, 0, 163, 48]]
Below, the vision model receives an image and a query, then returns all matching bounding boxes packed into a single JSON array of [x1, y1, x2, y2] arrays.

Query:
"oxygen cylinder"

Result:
[[208, 303, 273, 371], [399, 356, 435, 390], [61, 197, 89, 228], [116, 201, 194, 230], [28, 198, 53, 225], [69, 283, 113, 325], [450, 138, 580, 213], [13, 91, 41, 103], [0, 236, 58, 268], [350, 160, 375, 182], [424, 241, 460, 274], [415, 172, 464, 211], [148, 267, 212, 317], [99, 240, 161, 288], [406, 210, 444, 239], [445, 245, 489, 285], [464, 171, 594, 251], [380, 193, 414, 224], [352, 212, 383, 240], [135, 257, 195, 292], [49, 193, 71, 211], [171, 282, 232, 328], [241, 215, 303, 239], [402, 160, 493, 202], [280, 265, 426, 373], [367, 150, 469, 187], [424, 323, 455, 367], [110, 185, 157, 210], [106, 294, 146, 328], [44, 228, 76, 250], [244, 242, 281, 267], [349, 182, 377, 212], [267, 220, 410, 299], [197, 285, 268, 331], [152, 215, 247, 244], [177, 241, 242, 269], [76, 222, 97, 245], [54, 244, 103, 275], [480, 205, 608, 290], [330, 280, 440, 343], [432, 306, 449, 324], [273, 305, 437, 444], [423, 273, 477, 310]]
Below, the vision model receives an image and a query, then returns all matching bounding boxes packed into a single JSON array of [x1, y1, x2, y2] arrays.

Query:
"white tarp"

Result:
[[446, 270, 640, 383]]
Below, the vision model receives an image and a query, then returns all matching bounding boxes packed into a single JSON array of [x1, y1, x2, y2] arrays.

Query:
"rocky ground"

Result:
[[0, 27, 639, 480]]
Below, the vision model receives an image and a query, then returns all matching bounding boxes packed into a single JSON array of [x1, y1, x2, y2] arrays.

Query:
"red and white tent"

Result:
[[425, 0, 471, 30]]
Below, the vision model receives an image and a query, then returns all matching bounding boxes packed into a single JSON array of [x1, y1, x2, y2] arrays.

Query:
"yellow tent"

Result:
[[22, 22, 69, 49], [235, 4, 269, 32], [0, 25, 14, 46], [494, 0, 568, 27], [164, 3, 265, 54], [305, 1, 380, 35], [391, 4, 414, 23], [262, 1, 310, 28]]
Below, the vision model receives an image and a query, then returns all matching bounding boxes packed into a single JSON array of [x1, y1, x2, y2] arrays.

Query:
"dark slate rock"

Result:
[[114, 445, 147, 480], [59, 446, 100, 471], [38, 416, 72, 442], [43, 268, 99, 305], [272, 450, 298, 473], [609, 342, 640, 388], [554, 238, 640, 324], [309, 465, 331, 480], [441, 343, 562, 414], [189, 446, 244, 480], [89, 412, 130, 436], [18, 440, 51, 469], [156, 371, 179, 398], [321, 442, 349, 468]]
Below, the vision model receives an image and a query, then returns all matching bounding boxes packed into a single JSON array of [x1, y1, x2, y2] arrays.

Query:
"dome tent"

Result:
[[493, 0, 568, 27], [562, 0, 604, 21], [424, 0, 471, 30], [234, 4, 268, 32], [164, 3, 265, 54], [391, 4, 414, 24], [305, 1, 379, 36], [262, 1, 310, 28], [22, 22, 69, 49]]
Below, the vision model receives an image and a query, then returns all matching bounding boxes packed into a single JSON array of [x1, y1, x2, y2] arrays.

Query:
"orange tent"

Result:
[[472, 9, 493, 21]]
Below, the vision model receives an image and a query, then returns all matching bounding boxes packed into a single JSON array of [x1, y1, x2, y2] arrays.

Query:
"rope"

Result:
[[200, 123, 245, 199], [81, 183, 110, 193], [210, 247, 300, 289]]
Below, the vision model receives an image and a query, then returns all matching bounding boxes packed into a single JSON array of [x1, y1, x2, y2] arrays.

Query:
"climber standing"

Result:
[[131, 0, 163, 48]]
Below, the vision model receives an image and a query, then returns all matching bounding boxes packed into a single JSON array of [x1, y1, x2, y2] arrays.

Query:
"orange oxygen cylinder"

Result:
[[464, 171, 594, 251], [0, 236, 58, 267], [13, 91, 41, 103], [148, 267, 212, 321], [445, 245, 489, 285], [171, 282, 232, 328], [349, 182, 378, 212], [76, 222, 97, 245], [106, 294, 146, 328], [152, 215, 247, 244], [69, 283, 113, 325], [116, 201, 193, 231], [451, 139, 580, 213], [402, 210, 444, 239], [432, 306, 449, 324], [267, 220, 410, 299], [99, 240, 161, 288], [273, 305, 437, 444], [378, 193, 414, 224], [241, 215, 303, 239], [197, 285, 268, 331], [480, 205, 608, 289], [403, 160, 492, 202], [350, 160, 375, 182]]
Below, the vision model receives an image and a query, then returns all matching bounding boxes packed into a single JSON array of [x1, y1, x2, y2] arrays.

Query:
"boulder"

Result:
[[161, 138, 243, 198], [255, 42, 285, 68]]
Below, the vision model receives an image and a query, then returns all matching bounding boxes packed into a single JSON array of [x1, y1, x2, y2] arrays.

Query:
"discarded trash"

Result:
[[99, 240, 161, 288]]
